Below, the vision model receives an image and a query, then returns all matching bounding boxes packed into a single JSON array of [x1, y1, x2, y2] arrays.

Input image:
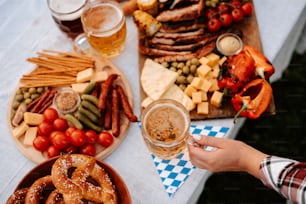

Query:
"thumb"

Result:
[[191, 135, 226, 149]]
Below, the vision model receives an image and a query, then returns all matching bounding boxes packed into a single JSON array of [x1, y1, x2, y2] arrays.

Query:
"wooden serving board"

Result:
[[138, 6, 276, 120], [8, 53, 134, 163]]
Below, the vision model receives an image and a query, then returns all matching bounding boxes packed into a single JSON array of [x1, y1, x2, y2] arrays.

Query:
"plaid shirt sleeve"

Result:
[[260, 156, 306, 204]]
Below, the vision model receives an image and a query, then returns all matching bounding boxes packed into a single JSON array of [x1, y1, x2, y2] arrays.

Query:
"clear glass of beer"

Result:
[[47, 0, 87, 39], [141, 99, 191, 160], [78, 0, 127, 58]]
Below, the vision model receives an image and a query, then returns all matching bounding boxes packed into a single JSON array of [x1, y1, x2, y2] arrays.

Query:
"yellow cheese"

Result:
[[199, 56, 209, 65], [23, 127, 37, 146], [76, 68, 94, 83], [190, 77, 203, 89], [208, 79, 219, 92], [211, 66, 220, 78], [23, 112, 44, 126], [201, 91, 208, 101], [137, 0, 158, 15], [197, 102, 209, 115], [184, 85, 197, 97], [199, 79, 212, 92], [218, 56, 227, 66], [210, 90, 224, 108], [206, 53, 220, 67], [192, 92, 202, 104], [12, 121, 29, 139], [91, 70, 108, 82], [197, 64, 211, 77], [71, 83, 90, 93]]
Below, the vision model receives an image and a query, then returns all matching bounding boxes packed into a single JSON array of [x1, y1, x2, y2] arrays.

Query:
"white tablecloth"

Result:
[[0, 0, 306, 203]]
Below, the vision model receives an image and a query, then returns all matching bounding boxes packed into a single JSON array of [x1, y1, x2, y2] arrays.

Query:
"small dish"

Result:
[[216, 33, 243, 56], [53, 87, 81, 114]]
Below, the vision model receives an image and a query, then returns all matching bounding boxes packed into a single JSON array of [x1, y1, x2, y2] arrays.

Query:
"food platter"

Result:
[[8, 51, 136, 163], [137, 1, 276, 120], [7, 154, 132, 203]]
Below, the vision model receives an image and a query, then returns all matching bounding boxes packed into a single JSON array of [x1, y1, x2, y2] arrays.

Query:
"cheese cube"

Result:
[[199, 79, 212, 92], [197, 102, 209, 115], [211, 66, 220, 78], [218, 56, 227, 66], [206, 53, 220, 67], [23, 112, 44, 126], [201, 91, 208, 101], [71, 83, 90, 93], [184, 85, 197, 97], [12, 121, 29, 138], [192, 92, 202, 104], [210, 91, 224, 108], [76, 68, 94, 83], [190, 77, 203, 89], [208, 79, 220, 92], [91, 71, 108, 82], [23, 127, 37, 146], [199, 56, 209, 65], [197, 64, 211, 77]]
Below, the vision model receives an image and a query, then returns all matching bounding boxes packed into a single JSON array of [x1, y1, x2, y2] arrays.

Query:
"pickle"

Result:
[[82, 81, 96, 94], [81, 94, 99, 106], [78, 113, 103, 132], [81, 100, 101, 117], [78, 106, 99, 123], [64, 114, 83, 129]]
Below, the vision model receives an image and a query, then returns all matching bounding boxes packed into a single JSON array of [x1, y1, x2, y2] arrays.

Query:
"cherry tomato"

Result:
[[85, 130, 98, 144], [205, 8, 218, 19], [51, 131, 70, 150], [46, 145, 60, 158], [97, 131, 114, 147], [80, 143, 96, 156], [65, 126, 77, 137], [231, 8, 244, 22], [230, 0, 241, 9], [37, 121, 53, 136], [63, 144, 79, 154], [220, 13, 233, 27], [207, 18, 222, 32], [43, 107, 59, 122], [217, 2, 230, 14], [241, 2, 253, 16], [33, 135, 50, 152], [69, 129, 86, 147], [53, 118, 68, 131]]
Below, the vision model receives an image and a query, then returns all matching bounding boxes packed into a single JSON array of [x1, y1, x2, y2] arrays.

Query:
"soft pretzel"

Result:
[[51, 154, 118, 203], [6, 187, 28, 204], [25, 175, 54, 204], [45, 189, 64, 204]]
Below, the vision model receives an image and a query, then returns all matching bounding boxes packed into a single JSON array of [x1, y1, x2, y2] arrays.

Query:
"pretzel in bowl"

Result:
[[51, 154, 118, 204]]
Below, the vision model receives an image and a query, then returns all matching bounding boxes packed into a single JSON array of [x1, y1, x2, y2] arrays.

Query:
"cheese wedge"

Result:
[[23, 127, 37, 146], [76, 68, 94, 83], [23, 112, 44, 126], [12, 121, 29, 139], [141, 58, 178, 100]]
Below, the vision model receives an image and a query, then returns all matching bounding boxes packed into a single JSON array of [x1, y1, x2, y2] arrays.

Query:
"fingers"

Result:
[[189, 135, 226, 149]]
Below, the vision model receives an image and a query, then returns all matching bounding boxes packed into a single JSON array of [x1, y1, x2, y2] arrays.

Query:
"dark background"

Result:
[[197, 51, 306, 204]]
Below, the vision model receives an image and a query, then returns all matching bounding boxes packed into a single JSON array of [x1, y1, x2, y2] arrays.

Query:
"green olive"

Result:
[[191, 58, 200, 65], [12, 101, 20, 110], [176, 75, 187, 84], [177, 62, 185, 69], [179, 84, 186, 91], [22, 88, 29, 93], [177, 69, 183, 75], [29, 87, 37, 94], [24, 98, 32, 105], [161, 61, 169, 68], [190, 65, 197, 74], [31, 93, 40, 100], [182, 66, 190, 75], [171, 62, 178, 68], [16, 89, 22, 95], [186, 60, 191, 67], [169, 67, 176, 72], [187, 74, 194, 83], [23, 92, 31, 99], [36, 87, 44, 93], [15, 94, 24, 102]]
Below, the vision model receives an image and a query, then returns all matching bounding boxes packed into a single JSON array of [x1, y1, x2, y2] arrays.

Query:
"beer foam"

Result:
[[49, 0, 86, 20]]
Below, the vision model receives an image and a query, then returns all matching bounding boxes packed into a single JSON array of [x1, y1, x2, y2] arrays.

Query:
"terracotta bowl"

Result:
[[12, 155, 132, 204]]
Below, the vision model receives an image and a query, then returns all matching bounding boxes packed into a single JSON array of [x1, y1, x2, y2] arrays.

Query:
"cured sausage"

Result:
[[98, 74, 118, 111], [116, 85, 138, 122], [111, 89, 120, 137]]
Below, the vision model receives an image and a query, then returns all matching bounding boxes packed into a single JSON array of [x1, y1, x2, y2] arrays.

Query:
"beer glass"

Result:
[[47, 0, 87, 39], [77, 0, 127, 58], [141, 99, 191, 160]]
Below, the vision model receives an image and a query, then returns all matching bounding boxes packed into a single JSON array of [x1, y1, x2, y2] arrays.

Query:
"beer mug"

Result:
[[47, 0, 87, 39], [141, 99, 191, 160], [78, 0, 127, 58]]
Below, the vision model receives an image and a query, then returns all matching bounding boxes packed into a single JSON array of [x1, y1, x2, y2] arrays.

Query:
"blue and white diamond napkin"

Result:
[[150, 124, 230, 197]]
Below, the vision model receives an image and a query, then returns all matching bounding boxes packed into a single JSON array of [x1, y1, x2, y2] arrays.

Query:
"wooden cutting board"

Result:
[[138, 6, 276, 120]]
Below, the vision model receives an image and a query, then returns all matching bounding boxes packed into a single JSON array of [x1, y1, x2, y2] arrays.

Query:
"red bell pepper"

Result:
[[231, 78, 272, 123], [244, 45, 275, 79], [218, 50, 256, 94]]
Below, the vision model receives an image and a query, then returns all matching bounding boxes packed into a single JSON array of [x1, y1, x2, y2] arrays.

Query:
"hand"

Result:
[[188, 135, 268, 179]]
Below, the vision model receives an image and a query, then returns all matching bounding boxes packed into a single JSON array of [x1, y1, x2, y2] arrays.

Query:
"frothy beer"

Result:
[[81, 0, 126, 58], [141, 99, 190, 159], [48, 0, 87, 39]]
